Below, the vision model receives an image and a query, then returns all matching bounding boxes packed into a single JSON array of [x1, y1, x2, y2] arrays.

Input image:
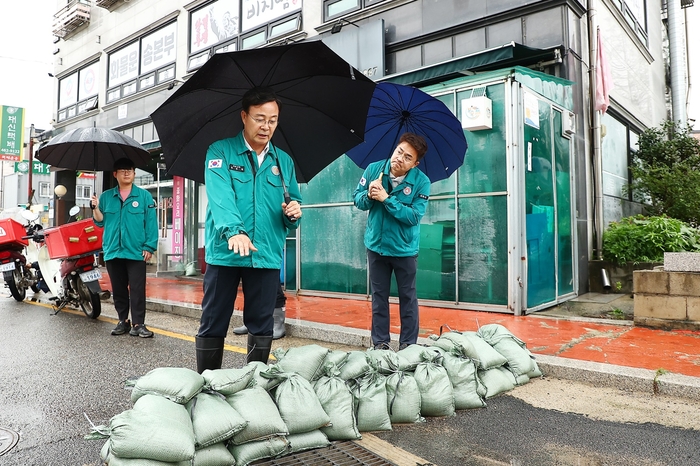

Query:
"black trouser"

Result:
[[275, 282, 286, 308], [199, 265, 279, 338], [367, 250, 419, 346], [106, 258, 147, 325]]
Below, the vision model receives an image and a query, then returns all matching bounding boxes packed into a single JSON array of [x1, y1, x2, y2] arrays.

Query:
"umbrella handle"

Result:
[[377, 173, 383, 182]]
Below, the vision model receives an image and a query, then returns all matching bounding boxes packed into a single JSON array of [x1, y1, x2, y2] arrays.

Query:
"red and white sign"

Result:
[[171, 176, 184, 261]]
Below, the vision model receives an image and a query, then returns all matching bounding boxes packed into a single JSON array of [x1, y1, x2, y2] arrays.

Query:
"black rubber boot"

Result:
[[195, 336, 225, 373], [246, 334, 273, 364]]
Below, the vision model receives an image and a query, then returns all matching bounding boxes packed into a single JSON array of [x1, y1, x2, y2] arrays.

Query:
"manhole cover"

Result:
[[251, 440, 397, 465], [0, 427, 19, 456]]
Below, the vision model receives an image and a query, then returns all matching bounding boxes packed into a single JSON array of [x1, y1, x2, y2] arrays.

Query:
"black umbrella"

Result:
[[150, 41, 376, 184], [36, 126, 151, 171]]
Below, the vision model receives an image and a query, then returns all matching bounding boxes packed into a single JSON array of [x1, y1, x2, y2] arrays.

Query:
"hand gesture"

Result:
[[228, 233, 258, 256]]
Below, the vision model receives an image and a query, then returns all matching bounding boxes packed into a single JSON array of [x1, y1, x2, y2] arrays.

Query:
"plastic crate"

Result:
[[0, 218, 29, 249], [43, 219, 103, 259]]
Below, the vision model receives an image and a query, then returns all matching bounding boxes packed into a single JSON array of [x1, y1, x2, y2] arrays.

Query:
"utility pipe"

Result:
[[588, 1, 604, 259], [668, 0, 687, 125]]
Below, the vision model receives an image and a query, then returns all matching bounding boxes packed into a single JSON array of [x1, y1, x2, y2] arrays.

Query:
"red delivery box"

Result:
[[43, 219, 103, 259], [0, 218, 29, 249]]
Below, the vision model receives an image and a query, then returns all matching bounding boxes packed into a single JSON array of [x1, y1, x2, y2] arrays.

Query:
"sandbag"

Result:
[[338, 351, 371, 380], [247, 361, 277, 391], [396, 345, 438, 371], [287, 430, 331, 455], [477, 324, 536, 376], [265, 372, 331, 434], [226, 386, 289, 445], [446, 331, 508, 370], [100, 441, 191, 466], [414, 352, 455, 417], [127, 367, 204, 404], [192, 442, 236, 466], [441, 352, 486, 409], [324, 349, 350, 369], [228, 436, 290, 466], [186, 392, 247, 448], [365, 347, 400, 375], [201, 365, 256, 395], [272, 344, 330, 381], [478, 366, 516, 398], [385, 371, 424, 424], [349, 372, 391, 432], [528, 360, 543, 378], [313, 368, 361, 441], [104, 395, 195, 462]]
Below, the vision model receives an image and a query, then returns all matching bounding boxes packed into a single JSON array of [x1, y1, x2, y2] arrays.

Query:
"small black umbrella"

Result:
[[150, 41, 376, 184], [37, 126, 151, 171]]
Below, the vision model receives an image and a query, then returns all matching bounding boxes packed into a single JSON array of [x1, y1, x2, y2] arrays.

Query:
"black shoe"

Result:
[[111, 320, 131, 336], [373, 342, 391, 350], [398, 343, 410, 351], [130, 324, 154, 338]]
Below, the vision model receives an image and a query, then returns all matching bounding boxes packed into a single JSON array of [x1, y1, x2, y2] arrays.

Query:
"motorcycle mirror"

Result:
[[68, 206, 81, 217], [20, 210, 39, 222]]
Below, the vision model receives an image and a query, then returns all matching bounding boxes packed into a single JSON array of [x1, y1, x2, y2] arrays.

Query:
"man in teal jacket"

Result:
[[353, 133, 430, 350], [92, 157, 158, 338], [196, 87, 302, 372]]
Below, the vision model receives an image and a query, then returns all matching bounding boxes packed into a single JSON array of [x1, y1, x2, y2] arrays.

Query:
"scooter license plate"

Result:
[[79, 269, 102, 283], [0, 262, 16, 272]]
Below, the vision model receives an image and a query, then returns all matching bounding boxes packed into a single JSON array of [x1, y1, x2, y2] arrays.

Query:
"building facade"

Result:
[[48, 0, 673, 314]]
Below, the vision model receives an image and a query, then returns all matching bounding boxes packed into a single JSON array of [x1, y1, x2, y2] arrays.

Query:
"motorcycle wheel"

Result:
[[5, 269, 26, 302], [76, 277, 101, 319]]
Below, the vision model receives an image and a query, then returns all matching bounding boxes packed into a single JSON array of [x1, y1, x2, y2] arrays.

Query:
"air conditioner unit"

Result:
[[562, 111, 576, 138], [461, 88, 492, 131]]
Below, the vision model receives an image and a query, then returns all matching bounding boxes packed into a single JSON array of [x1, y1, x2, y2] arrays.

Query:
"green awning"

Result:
[[382, 42, 561, 88]]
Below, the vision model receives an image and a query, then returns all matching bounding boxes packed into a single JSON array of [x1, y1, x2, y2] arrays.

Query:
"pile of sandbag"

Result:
[[86, 324, 541, 465]]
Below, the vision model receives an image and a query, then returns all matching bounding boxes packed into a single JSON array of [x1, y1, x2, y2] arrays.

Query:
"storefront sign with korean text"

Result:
[[0, 106, 25, 161]]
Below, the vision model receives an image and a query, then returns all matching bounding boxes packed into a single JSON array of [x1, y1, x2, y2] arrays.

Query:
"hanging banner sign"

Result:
[[171, 175, 184, 262], [0, 106, 25, 161]]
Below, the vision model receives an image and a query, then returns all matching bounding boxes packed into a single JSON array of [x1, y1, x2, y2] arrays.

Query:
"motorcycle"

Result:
[[0, 210, 42, 301], [32, 206, 109, 319]]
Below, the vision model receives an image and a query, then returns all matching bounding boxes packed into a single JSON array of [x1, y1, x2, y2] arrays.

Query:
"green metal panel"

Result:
[[457, 83, 507, 194], [524, 97, 556, 307], [554, 111, 574, 295], [412, 199, 457, 301], [300, 155, 365, 205], [300, 205, 368, 294], [458, 195, 509, 305], [284, 237, 296, 291], [429, 93, 457, 196]]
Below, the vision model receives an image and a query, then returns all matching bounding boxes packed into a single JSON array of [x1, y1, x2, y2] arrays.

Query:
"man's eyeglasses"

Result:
[[116, 169, 134, 174], [247, 114, 278, 127], [394, 147, 416, 163]]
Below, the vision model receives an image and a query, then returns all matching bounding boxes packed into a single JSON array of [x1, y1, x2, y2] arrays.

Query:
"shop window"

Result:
[[241, 29, 266, 50], [105, 22, 177, 104], [76, 185, 92, 200], [323, 0, 388, 21], [57, 61, 100, 122], [39, 182, 51, 198]]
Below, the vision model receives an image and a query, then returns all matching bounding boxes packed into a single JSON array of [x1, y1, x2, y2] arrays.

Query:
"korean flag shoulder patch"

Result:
[[360, 176, 367, 186], [208, 159, 223, 169]]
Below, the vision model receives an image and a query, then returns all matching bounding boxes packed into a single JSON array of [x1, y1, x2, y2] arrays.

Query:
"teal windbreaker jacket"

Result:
[[204, 132, 301, 269], [353, 160, 431, 257], [94, 185, 158, 261]]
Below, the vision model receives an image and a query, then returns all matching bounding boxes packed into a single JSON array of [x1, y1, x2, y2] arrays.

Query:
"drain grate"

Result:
[[0, 427, 20, 456], [251, 440, 397, 465]]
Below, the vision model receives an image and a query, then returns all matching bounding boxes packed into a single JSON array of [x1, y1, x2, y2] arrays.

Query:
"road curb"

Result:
[[145, 300, 700, 401]]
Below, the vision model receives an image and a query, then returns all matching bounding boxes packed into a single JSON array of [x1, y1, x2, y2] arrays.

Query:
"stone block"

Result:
[[634, 295, 687, 320], [633, 270, 669, 294], [669, 272, 700, 297], [664, 252, 700, 272], [687, 298, 700, 322]]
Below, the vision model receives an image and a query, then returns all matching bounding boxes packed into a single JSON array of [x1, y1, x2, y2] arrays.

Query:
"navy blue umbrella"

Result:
[[346, 82, 467, 182]]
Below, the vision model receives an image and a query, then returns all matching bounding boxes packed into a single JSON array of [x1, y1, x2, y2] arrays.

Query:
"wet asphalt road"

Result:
[[1, 297, 699, 466]]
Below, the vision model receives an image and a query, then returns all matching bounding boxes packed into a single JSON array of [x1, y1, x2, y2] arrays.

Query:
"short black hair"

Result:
[[242, 87, 282, 113], [113, 157, 135, 171], [400, 133, 428, 160]]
